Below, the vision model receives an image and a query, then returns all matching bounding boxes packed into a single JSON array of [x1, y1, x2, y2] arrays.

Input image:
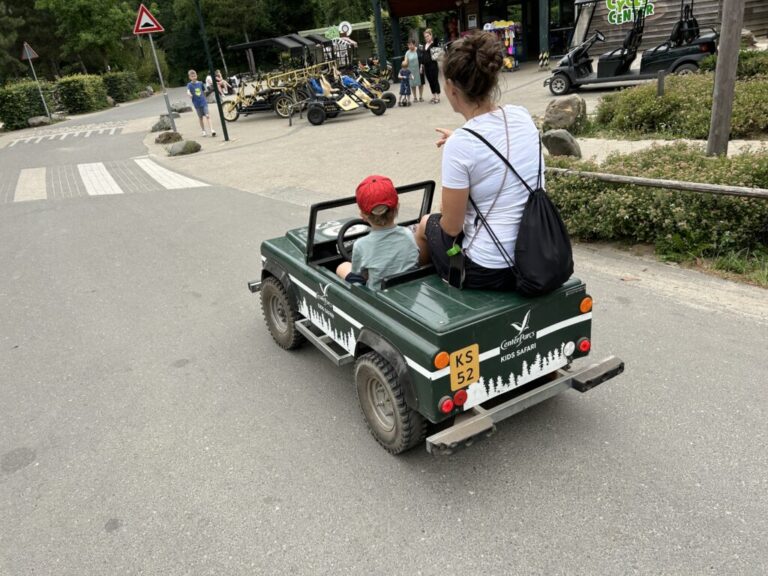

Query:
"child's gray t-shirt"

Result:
[[351, 225, 419, 289]]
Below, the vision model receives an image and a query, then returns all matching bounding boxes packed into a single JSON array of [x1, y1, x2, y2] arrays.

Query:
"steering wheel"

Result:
[[336, 218, 370, 261]]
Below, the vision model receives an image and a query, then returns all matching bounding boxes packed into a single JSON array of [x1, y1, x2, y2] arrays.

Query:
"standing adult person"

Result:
[[405, 39, 424, 102], [413, 31, 542, 290], [422, 28, 442, 103]]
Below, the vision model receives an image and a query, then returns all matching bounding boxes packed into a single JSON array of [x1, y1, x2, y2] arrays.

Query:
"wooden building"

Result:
[[376, 0, 768, 62]]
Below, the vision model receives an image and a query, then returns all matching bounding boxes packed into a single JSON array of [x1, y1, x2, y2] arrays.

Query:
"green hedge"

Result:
[[594, 75, 768, 138], [0, 80, 56, 130], [700, 49, 768, 78], [56, 74, 110, 114], [102, 71, 140, 102], [547, 144, 768, 259]]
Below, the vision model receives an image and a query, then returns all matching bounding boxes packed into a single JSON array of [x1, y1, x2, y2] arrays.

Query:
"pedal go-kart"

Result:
[[304, 74, 387, 126], [222, 78, 295, 121], [248, 182, 625, 455]]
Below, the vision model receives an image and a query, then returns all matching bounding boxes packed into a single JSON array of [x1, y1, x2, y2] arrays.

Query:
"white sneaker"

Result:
[[211, 130, 217, 137], [201, 130, 206, 137]]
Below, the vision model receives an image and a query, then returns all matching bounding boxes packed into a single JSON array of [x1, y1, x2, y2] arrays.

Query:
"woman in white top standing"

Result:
[[414, 31, 543, 290]]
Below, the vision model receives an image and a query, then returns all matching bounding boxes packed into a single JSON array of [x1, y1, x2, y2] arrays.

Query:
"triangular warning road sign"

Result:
[[21, 42, 39, 61], [133, 4, 164, 35]]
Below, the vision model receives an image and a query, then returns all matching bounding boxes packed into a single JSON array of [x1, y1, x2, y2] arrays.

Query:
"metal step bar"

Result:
[[295, 319, 354, 366]]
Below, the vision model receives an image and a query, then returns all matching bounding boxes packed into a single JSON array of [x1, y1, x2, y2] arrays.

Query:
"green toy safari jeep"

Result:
[[249, 181, 624, 455]]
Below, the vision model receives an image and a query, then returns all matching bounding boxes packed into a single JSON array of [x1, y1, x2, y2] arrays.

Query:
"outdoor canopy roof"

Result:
[[229, 34, 327, 51], [386, 0, 456, 18]]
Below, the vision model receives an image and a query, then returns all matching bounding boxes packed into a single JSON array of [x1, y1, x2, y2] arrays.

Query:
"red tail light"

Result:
[[439, 396, 455, 414], [453, 389, 468, 407], [577, 338, 591, 353]]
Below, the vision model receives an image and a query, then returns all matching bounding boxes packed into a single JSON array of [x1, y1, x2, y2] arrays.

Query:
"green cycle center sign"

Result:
[[606, 0, 655, 25]]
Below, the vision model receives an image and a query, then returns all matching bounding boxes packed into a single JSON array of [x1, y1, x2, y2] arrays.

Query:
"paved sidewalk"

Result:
[[127, 63, 762, 203]]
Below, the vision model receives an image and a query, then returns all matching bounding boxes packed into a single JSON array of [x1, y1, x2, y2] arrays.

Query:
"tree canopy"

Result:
[[0, 0, 376, 83]]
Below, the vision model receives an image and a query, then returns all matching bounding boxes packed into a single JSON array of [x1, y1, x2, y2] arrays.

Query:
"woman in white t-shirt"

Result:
[[414, 31, 543, 290]]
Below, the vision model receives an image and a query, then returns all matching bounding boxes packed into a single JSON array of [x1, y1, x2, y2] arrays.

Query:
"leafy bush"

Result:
[[547, 144, 768, 260], [102, 71, 140, 102], [55, 74, 110, 114], [700, 49, 768, 78], [136, 47, 169, 87], [0, 80, 56, 130], [593, 75, 768, 138]]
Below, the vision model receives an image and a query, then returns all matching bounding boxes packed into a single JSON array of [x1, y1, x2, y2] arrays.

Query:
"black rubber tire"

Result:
[[369, 98, 386, 116], [549, 74, 571, 96], [273, 94, 295, 118], [382, 92, 396, 108], [307, 105, 327, 126], [674, 63, 698, 75], [355, 351, 426, 454], [378, 79, 390, 91], [260, 277, 305, 350], [222, 101, 239, 122]]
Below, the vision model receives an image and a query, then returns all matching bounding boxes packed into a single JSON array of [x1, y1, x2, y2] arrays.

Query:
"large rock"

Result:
[[168, 140, 201, 156], [542, 129, 582, 158], [543, 95, 587, 132], [171, 101, 192, 113], [741, 28, 757, 48], [161, 112, 180, 120], [145, 85, 155, 95], [138, 90, 151, 99], [151, 116, 172, 132], [28, 116, 52, 127], [155, 130, 182, 144], [106, 95, 116, 107]]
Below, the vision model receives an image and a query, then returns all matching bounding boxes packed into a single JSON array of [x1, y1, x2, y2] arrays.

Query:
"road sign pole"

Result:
[[148, 33, 177, 133], [193, 0, 229, 142], [25, 44, 51, 120]]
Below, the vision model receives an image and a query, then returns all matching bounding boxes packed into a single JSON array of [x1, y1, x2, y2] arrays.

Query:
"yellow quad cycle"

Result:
[[221, 76, 296, 121]]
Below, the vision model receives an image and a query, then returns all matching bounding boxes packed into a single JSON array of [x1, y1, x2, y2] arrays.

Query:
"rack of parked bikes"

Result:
[[224, 33, 397, 127]]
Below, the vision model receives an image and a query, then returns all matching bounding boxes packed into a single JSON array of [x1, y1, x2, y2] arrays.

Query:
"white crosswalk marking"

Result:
[[4, 159, 208, 204], [77, 163, 124, 196], [14, 168, 47, 202], [134, 158, 208, 189]]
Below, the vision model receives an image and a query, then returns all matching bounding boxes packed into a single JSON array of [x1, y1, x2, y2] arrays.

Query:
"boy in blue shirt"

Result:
[[336, 175, 419, 290], [186, 69, 216, 137]]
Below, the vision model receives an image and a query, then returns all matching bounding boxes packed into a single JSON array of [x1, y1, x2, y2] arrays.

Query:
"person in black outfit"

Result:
[[422, 28, 441, 103]]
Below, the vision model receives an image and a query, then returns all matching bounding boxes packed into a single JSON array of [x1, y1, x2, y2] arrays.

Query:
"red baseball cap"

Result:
[[355, 175, 398, 215]]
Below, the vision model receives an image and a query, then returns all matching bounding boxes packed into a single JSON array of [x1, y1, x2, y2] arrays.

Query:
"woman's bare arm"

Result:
[[440, 186, 469, 236]]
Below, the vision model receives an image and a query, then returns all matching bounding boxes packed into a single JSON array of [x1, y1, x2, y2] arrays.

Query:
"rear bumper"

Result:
[[425, 355, 624, 455]]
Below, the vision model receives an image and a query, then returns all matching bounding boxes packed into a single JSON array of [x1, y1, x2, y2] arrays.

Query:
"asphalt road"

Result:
[[1, 85, 767, 576]]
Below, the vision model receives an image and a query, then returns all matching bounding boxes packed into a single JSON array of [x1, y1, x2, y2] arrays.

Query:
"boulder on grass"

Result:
[[138, 90, 151, 99], [155, 131, 182, 144], [168, 140, 201, 156], [542, 129, 582, 158], [741, 28, 757, 48], [28, 116, 52, 128], [151, 116, 172, 132], [106, 96, 116, 107], [171, 101, 192, 113], [543, 95, 587, 132], [145, 85, 155, 95]]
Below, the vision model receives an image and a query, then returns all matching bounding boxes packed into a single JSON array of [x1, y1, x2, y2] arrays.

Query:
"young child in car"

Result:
[[336, 175, 419, 290]]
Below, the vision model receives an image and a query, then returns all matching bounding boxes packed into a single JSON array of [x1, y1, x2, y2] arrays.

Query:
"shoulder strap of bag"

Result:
[[462, 127, 542, 193]]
